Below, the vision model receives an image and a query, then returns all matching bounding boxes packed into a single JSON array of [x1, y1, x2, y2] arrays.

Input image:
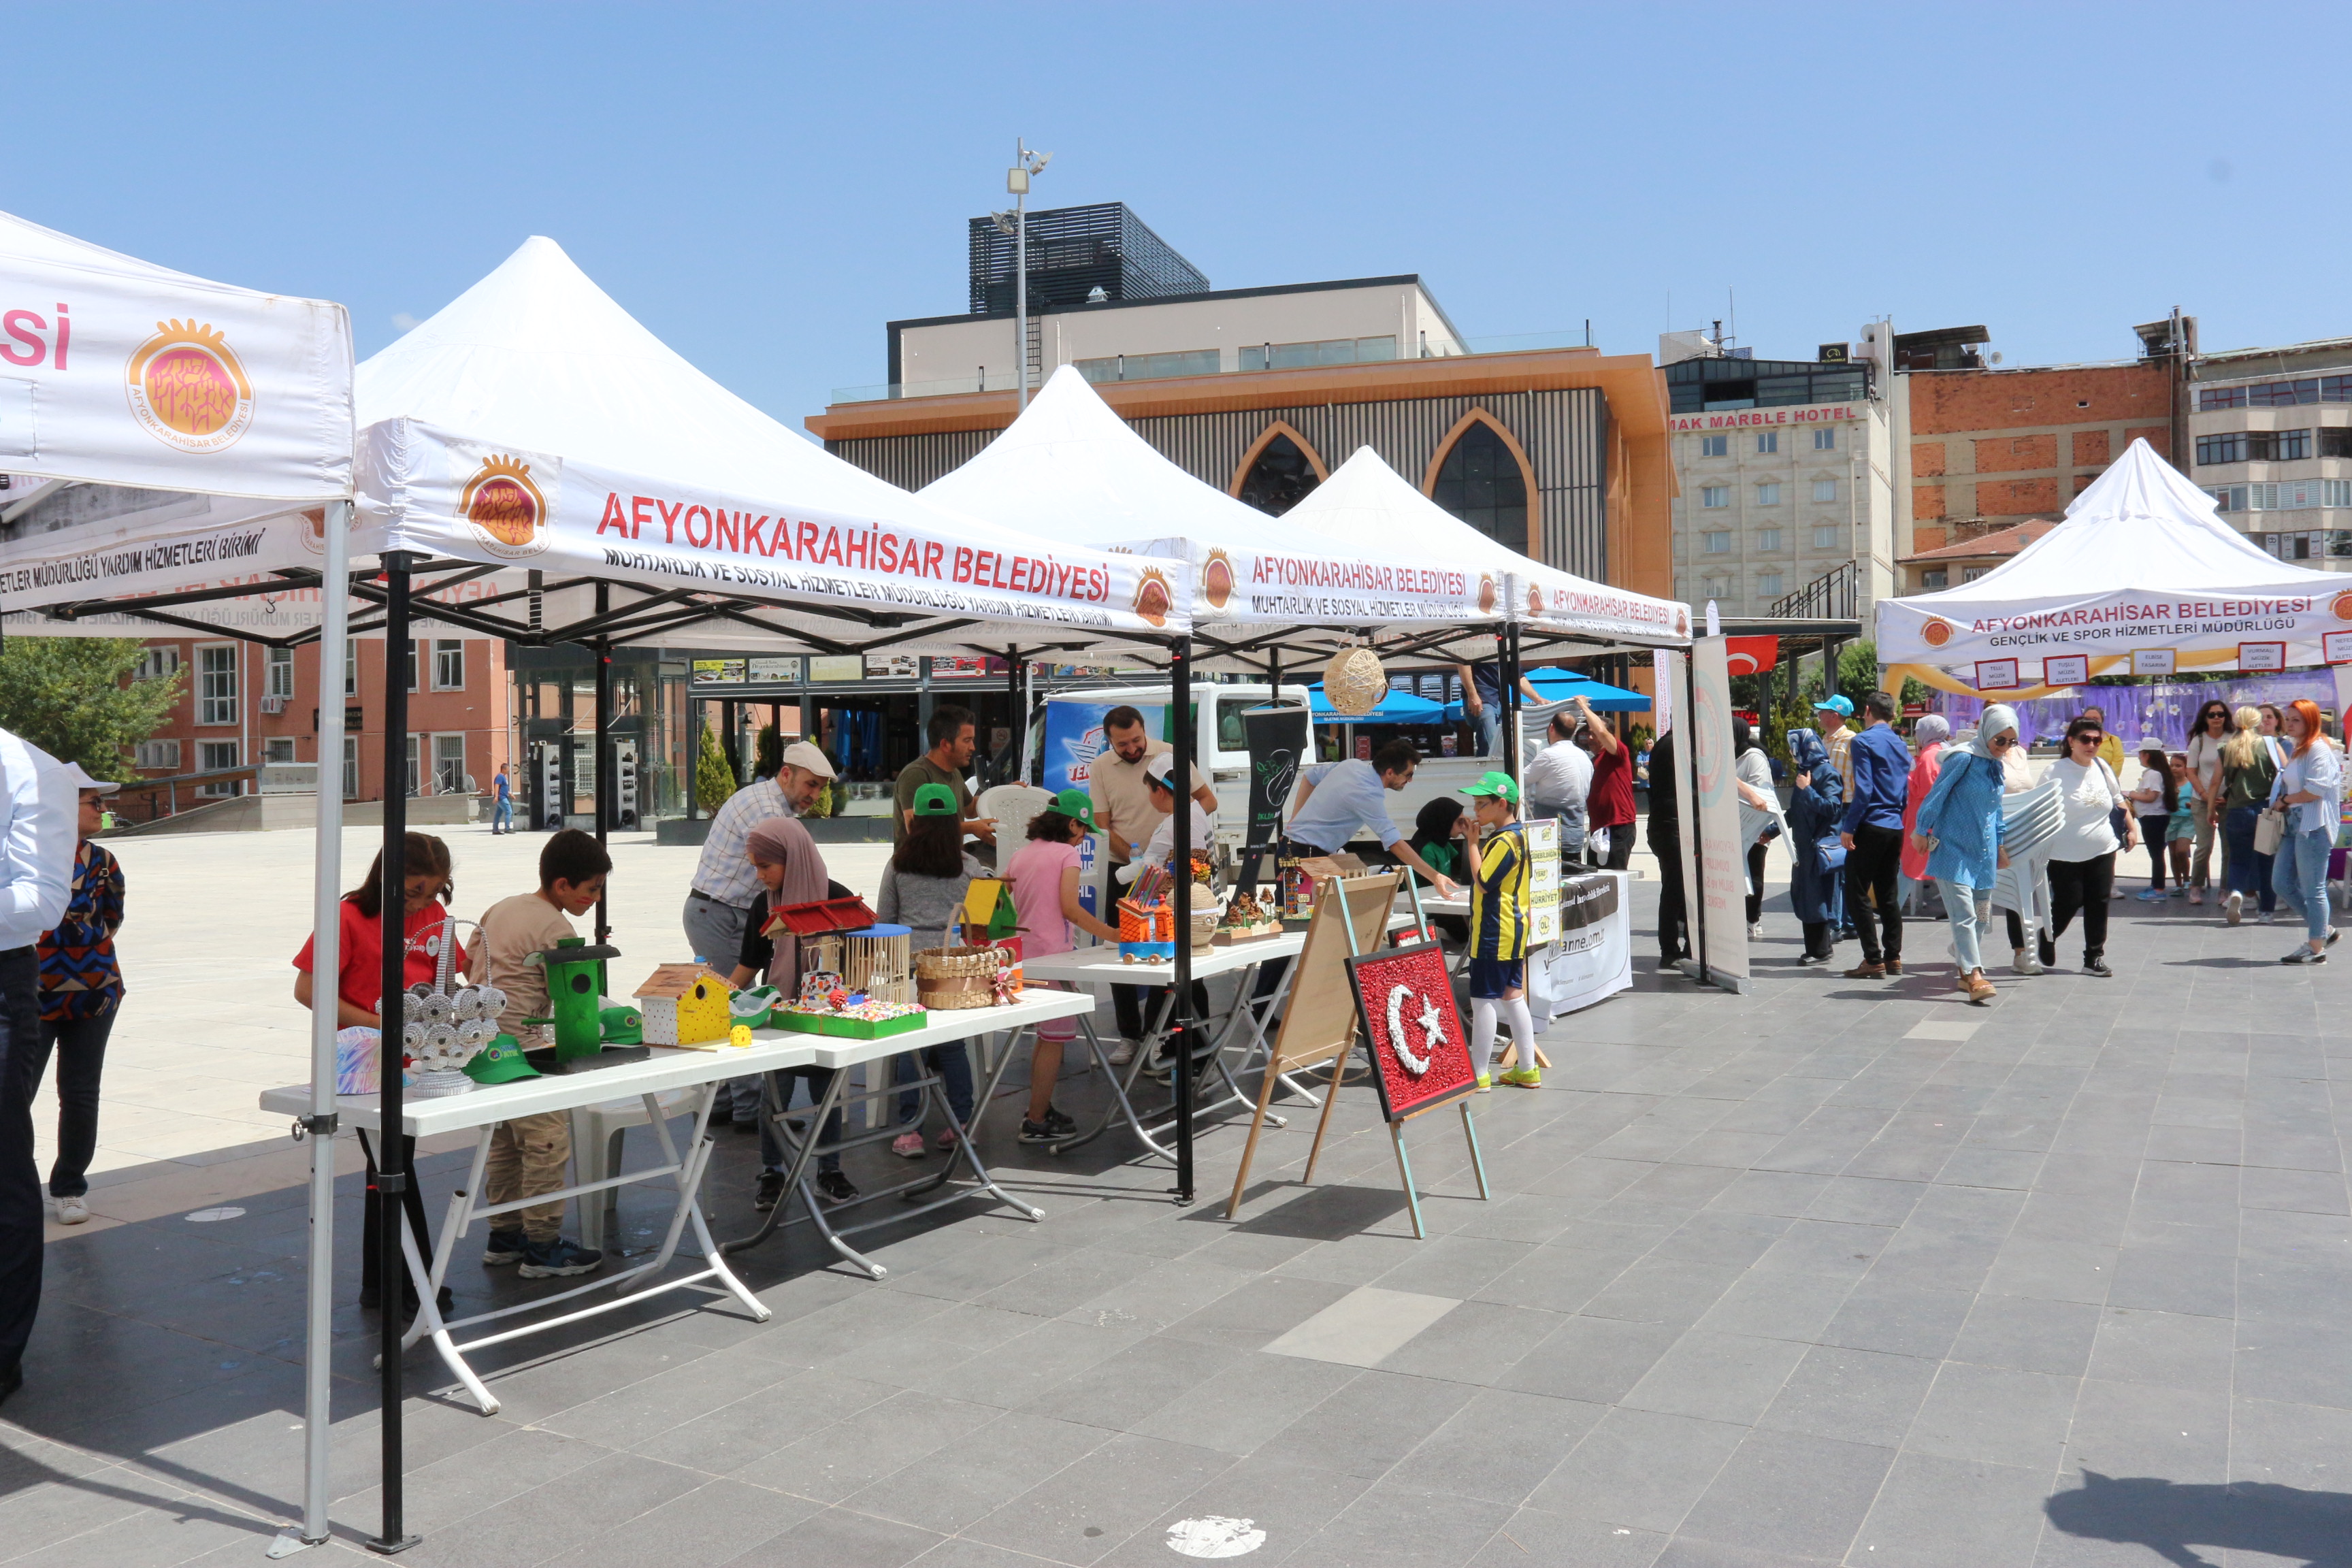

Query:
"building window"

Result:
[[1755, 432, 1778, 455], [2210, 485, 2244, 511], [405, 734, 420, 797], [2196, 379, 2352, 410], [434, 734, 468, 795], [344, 642, 357, 697], [1239, 336, 1397, 372], [197, 739, 240, 797], [1812, 525, 1842, 550], [1961, 565, 1990, 583], [1814, 428, 1836, 451], [2198, 429, 2312, 465], [1431, 419, 1529, 551], [1074, 347, 1220, 383], [266, 644, 295, 700], [263, 737, 296, 764], [342, 736, 359, 801], [1757, 527, 1782, 551], [197, 644, 239, 725], [133, 647, 180, 682], [1699, 435, 1729, 458], [2327, 479, 2352, 508], [1921, 568, 1950, 589], [135, 739, 180, 770], [431, 639, 465, 691], [404, 642, 419, 693], [1757, 570, 1782, 597], [1700, 485, 1731, 508], [1237, 430, 1322, 516], [1812, 479, 1838, 503], [1701, 576, 1731, 602], [1702, 531, 1732, 555], [1755, 483, 1782, 506], [2318, 428, 2352, 459], [2259, 530, 2324, 561]]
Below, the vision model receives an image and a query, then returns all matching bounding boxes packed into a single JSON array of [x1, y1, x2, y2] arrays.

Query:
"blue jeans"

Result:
[[2270, 825, 2335, 943], [1936, 879, 1986, 974], [1472, 704, 1500, 757], [2223, 806, 2278, 910], [491, 796, 512, 831], [894, 1043, 975, 1127]]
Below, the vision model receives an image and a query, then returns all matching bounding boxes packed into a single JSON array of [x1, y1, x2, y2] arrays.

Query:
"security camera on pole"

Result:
[[990, 140, 1052, 410]]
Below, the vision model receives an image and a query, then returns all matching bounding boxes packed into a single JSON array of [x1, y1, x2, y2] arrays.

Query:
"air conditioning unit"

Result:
[[260, 696, 288, 714]]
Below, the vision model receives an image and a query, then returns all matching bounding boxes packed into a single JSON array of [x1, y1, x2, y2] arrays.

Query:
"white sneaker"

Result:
[[2257, 910, 2277, 924], [2012, 949, 2044, 977], [1748, 922, 1764, 940], [2226, 891, 2243, 925], [1107, 1040, 1137, 1066], [52, 1195, 88, 1225]]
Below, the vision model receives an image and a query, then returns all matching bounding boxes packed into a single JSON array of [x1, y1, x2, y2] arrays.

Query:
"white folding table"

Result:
[[715, 988, 1098, 1279]]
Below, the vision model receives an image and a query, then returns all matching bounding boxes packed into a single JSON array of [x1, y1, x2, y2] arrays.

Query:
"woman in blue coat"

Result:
[[1911, 703, 2016, 1004], [1786, 729, 1847, 966]]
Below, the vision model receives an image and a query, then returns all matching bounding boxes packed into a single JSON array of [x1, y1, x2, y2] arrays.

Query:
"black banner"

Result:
[[1237, 704, 1311, 890]]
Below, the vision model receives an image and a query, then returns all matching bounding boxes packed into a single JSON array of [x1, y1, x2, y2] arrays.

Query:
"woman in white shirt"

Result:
[[2038, 715, 2136, 977], [2269, 698, 2343, 964], [2182, 700, 2231, 904]]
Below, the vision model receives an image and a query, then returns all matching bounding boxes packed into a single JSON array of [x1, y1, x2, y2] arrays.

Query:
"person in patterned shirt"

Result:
[[1463, 771, 1541, 1092], [31, 766, 125, 1226]]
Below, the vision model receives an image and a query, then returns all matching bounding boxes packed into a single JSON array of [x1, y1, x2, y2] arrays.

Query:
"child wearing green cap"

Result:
[[1462, 772, 1540, 1090], [1001, 790, 1120, 1141]]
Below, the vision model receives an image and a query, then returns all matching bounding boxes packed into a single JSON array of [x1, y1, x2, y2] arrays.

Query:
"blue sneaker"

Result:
[[517, 1237, 604, 1279], [2135, 888, 2168, 902], [481, 1230, 527, 1266]]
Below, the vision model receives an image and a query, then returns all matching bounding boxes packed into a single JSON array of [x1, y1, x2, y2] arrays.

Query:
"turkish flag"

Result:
[[1726, 636, 1780, 675]]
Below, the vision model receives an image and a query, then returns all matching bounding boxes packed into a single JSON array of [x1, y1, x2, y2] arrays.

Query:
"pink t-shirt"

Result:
[[1003, 838, 1080, 957]]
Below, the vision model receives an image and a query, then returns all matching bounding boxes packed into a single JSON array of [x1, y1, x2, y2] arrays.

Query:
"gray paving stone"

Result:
[[1816, 1281, 1976, 1360], [1499, 1313, 1685, 1405], [1526, 1407, 1748, 1534], [1948, 1294, 2103, 1376], [1618, 1330, 1810, 1426], [1904, 1362, 2080, 1471], [1264, 1367, 1477, 1480], [1675, 1429, 1896, 1562], [1848, 1452, 2051, 1568], [1755, 1344, 1939, 1448]]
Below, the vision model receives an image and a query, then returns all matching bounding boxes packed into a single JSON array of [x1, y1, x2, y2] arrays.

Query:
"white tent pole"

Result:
[[279, 498, 350, 1556]]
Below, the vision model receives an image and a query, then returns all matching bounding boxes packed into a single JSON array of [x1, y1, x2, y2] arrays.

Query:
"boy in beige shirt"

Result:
[[466, 830, 611, 1278]]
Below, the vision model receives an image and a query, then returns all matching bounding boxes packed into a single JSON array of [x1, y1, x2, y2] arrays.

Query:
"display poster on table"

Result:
[[1345, 942, 1476, 1122], [1041, 701, 1164, 794], [1531, 872, 1633, 1019], [1687, 636, 1750, 990], [1239, 704, 1311, 889]]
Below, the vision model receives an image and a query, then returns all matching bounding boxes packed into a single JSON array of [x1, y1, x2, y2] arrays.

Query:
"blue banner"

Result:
[[1041, 701, 1166, 794]]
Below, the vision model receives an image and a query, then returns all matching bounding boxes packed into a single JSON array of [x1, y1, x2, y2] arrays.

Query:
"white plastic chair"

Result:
[[977, 783, 1053, 842], [569, 1088, 704, 1253]]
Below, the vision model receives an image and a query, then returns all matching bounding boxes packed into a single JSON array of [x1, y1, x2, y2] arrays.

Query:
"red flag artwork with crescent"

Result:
[[1345, 942, 1477, 1122]]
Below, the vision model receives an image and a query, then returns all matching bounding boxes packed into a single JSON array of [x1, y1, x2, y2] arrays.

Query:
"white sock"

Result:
[[1471, 998, 1499, 1077], [1502, 996, 1537, 1071]]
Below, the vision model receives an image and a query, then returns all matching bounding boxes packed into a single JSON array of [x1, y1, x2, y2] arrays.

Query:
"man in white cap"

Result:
[[0, 726, 76, 1407], [685, 739, 837, 1130]]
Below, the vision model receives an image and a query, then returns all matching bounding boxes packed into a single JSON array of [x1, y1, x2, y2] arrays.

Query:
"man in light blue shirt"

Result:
[[1, 725, 76, 1407], [1287, 738, 1461, 898]]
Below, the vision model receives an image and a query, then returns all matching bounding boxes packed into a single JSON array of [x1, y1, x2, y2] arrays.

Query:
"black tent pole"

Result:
[[368, 552, 419, 1555], [1170, 636, 1194, 1205], [1502, 624, 1522, 783], [594, 584, 612, 946]]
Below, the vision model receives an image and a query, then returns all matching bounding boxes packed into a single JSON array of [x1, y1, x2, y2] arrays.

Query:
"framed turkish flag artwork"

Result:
[[1345, 942, 1477, 1122]]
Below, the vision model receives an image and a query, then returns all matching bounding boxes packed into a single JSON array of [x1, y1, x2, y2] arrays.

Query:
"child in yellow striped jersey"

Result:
[[1463, 771, 1539, 1089]]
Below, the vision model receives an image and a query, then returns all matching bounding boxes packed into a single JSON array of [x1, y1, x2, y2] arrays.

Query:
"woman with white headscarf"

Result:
[[1910, 704, 2017, 1004]]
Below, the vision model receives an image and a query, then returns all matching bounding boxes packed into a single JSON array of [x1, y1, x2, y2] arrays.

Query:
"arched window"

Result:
[[1237, 431, 1322, 515], [1431, 419, 1529, 551]]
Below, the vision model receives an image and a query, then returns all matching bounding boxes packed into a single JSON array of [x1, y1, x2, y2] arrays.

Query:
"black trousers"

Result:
[[30, 1011, 114, 1198], [0, 948, 45, 1375], [2140, 817, 2171, 887], [1649, 819, 1688, 962], [1744, 841, 1770, 926], [1597, 824, 1635, 871], [1801, 920, 1836, 960], [356, 1129, 437, 1307], [1844, 824, 1906, 965], [2047, 853, 2117, 959]]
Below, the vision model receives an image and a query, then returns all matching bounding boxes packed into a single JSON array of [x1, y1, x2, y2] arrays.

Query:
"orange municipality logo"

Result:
[[125, 320, 253, 454], [457, 455, 550, 559], [1201, 548, 1235, 610], [1132, 566, 1172, 627], [1922, 618, 1955, 647], [2332, 591, 2352, 623]]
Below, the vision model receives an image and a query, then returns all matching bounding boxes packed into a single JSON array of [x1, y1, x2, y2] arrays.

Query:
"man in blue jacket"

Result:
[[1840, 691, 1913, 979]]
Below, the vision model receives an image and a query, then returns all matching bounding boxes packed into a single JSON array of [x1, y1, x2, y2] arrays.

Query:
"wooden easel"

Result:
[[1225, 870, 1490, 1237]]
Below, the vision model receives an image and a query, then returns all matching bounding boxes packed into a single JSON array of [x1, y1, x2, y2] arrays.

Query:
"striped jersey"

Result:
[[1468, 823, 1529, 962]]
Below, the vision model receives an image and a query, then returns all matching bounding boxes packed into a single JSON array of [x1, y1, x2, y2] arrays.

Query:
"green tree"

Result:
[[693, 721, 736, 813], [0, 638, 182, 781], [755, 723, 782, 780]]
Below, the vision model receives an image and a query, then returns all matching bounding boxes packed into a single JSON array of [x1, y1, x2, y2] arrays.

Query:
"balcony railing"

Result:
[[829, 329, 1597, 406], [1769, 561, 1859, 620]]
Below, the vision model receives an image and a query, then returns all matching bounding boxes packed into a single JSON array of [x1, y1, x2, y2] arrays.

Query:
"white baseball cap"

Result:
[[779, 740, 836, 779], [1143, 752, 1177, 787], [58, 763, 120, 796]]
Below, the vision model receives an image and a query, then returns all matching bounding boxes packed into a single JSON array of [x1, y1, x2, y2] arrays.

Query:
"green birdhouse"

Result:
[[523, 936, 624, 1061]]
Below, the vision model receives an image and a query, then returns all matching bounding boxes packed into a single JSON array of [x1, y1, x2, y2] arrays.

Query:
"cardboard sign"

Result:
[[1345, 942, 1476, 1122], [2328, 632, 2352, 665], [2238, 641, 2287, 672], [1974, 658, 2021, 691], [2132, 648, 2177, 676], [2044, 654, 2090, 687]]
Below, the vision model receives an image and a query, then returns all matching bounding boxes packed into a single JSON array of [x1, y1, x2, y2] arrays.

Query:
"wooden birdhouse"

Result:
[[632, 964, 733, 1047]]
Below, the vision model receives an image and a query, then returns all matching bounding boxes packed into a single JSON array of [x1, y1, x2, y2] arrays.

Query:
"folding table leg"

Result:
[[387, 1190, 501, 1416], [615, 1086, 770, 1321]]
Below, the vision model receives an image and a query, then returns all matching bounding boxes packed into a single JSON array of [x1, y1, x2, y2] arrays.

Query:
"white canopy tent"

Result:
[[1880, 439, 2351, 698], [920, 365, 1493, 668], [1279, 445, 1690, 653], [0, 207, 357, 1556]]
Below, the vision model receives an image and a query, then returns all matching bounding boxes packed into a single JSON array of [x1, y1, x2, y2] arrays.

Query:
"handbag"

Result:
[[2255, 809, 2286, 856], [1815, 835, 1848, 871]]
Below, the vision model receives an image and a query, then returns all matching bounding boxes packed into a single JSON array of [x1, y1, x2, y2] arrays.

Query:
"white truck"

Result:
[[1020, 682, 1533, 853]]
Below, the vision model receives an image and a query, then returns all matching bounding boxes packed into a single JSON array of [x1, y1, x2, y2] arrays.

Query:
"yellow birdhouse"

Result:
[[633, 964, 734, 1047]]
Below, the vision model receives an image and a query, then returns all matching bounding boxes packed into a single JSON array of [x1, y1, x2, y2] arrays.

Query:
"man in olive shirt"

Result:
[[1088, 705, 1217, 1063], [893, 704, 994, 849]]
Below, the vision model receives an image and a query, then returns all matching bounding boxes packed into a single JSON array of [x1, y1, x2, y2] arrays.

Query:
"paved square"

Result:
[[2, 819, 2346, 1567]]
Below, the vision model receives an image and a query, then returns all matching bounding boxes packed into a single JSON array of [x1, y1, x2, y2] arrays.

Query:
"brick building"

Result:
[[125, 634, 510, 809]]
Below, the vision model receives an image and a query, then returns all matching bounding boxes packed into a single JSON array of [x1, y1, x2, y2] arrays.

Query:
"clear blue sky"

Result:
[[7, 3, 2339, 431]]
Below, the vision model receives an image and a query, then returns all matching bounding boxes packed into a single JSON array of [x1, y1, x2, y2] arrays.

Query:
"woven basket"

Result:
[[1190, 910, 1219, 953], [915, 945, 1003, 1009], [1322, 646, 1386, 716]]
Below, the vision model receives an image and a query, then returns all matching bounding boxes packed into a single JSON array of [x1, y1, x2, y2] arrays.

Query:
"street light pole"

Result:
[[1002, 140, 1051, 409]]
